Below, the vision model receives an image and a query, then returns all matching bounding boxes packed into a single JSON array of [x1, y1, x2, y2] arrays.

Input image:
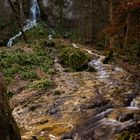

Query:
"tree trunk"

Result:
[[0, 73, 21, 140], [59, 0, 64, 36], [8, 0, 27, 43], [109, 0, 114, 50], [91, 0, 95, 47], [18, 0, 24, 22]]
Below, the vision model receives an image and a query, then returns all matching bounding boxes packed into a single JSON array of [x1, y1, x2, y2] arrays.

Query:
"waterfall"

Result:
[[43, 0, 49, 7], [7, 0, 40, 47], [30, 0, 40, 22]]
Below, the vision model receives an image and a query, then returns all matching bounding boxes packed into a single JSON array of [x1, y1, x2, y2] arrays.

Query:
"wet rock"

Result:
[[93, 99, 109, 108], [118, 113, 134, 122], [96, 102, 113, 113], [47, 104, 60, 116], [61, 134, 74, 140], [39, 119, 49, 124], [123, 92, 138, 106], [28, 104, 41, 111], [32, 136, 38, 140]]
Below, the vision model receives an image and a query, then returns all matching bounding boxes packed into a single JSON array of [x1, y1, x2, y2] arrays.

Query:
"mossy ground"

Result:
[[28, 79, 53, 91], [0, 43, 53, 82], [1, 22, 95, 99], [0, 25, 54, 98]]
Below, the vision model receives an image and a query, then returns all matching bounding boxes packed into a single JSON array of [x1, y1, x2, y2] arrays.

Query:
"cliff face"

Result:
[[0, 73, 21, 140]]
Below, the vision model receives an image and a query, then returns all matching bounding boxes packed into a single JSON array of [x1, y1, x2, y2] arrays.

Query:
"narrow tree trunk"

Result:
[[18, 0, 24, 22], [59, 0, 64, 36], [109, 0, 114, 50], [91, 0, 95, 47], [8, 0, 27, 43], [0, 73, 21, 140]]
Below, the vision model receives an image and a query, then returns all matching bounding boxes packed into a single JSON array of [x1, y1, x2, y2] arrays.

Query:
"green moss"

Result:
[[28, 79, 53, 90], [26, 22, 48, 41], [117, 132, 134, 140], [58, 45, 91, 71], [20, 70, 38, 80], [0, 42, 54, 84]]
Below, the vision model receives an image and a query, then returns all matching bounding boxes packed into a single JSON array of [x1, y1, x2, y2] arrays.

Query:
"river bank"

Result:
[[2, 39, 138, 140]]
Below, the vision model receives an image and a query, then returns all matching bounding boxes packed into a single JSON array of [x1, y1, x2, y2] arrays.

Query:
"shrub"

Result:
[[28, 79, 53, 90], [0, 42, 54, 83], [20, 70, 38, 80], [59, 45, 91, 71]]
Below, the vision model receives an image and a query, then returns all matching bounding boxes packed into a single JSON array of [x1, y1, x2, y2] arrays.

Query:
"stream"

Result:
[[10, 42, 140, 140], [6, 0, 140, 139], [61, 44, 140, 140]]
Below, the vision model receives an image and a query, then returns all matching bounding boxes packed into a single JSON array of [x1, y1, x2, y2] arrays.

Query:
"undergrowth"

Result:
[[58, 45, 92, 71], [0, 42, 54, 84], [28, 79, 53, 91]]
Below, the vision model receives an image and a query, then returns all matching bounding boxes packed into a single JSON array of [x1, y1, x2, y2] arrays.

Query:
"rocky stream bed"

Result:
[[10, 43, 140, 140]]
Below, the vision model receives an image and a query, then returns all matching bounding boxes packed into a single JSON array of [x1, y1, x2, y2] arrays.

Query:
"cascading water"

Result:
[[7, 0, 40, 47], [72, 43, 108, 80], [70, 43, 140, 140]]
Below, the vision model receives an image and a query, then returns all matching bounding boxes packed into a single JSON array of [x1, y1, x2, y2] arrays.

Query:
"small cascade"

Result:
[[68, 101, 140, 140], [7, 0, 40, 47], [130, 97, 140, 108], [68, 43, 140, 140], [89, 58, 108, 79], [30, 0, 40, 22], [130, 99, 138, 107], [72, 43, 108, 80]]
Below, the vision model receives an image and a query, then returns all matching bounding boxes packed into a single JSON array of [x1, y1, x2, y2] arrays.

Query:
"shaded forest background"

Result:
[[0, 1, 140, 139], [0, 0, 140, 60]]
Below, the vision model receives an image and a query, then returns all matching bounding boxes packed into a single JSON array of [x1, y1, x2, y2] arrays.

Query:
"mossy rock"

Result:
[[58, 45, 91, 71]]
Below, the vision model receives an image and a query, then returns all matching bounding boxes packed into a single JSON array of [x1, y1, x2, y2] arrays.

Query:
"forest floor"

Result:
[[0, 37, 140, 140]]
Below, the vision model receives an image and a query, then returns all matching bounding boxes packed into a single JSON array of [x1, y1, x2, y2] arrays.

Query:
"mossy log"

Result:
[[0, 72, 21, 140]]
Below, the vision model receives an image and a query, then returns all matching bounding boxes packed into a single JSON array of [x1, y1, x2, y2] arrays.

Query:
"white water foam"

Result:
[[7, 0, 40, 47]]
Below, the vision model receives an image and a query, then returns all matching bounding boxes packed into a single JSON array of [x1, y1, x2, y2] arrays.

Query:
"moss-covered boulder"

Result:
[[58, 45, 91, 71]]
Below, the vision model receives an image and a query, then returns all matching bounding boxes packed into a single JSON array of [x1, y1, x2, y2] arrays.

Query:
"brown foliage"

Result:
[[104, 0, 140, 37]]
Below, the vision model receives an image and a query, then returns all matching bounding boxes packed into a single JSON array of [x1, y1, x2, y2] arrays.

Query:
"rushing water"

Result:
[[7, 0, 40, 47], [10, 42, 139, 139], [70, 43, 140, 140]]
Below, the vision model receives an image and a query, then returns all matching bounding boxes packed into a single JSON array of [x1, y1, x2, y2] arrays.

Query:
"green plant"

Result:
[[59, 45, 91, 71], [0, 42, 54, 83], [26, 23, 48, 41], [28, 79, 53, 90], [117, 132, 134, 140], [6, 91, 15, 99], [20, 70, 38, 80]]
